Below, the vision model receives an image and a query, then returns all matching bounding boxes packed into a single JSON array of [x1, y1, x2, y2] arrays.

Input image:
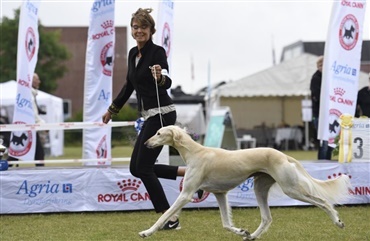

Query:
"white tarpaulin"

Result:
[[0, 161, 368, 214], [217, 53, 370, 98], [0, 80, 64, 156]]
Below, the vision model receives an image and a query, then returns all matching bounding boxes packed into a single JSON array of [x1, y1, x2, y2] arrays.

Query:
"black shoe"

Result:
[[161, 218, 181, 230], [197, 189, 204, 199]]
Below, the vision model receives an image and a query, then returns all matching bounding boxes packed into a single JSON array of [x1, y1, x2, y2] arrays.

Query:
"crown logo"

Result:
[[101, 20, 114, 29], [327, 172, 352, 179], [117, 178, 142, 192], [334, 87, 345, 96]]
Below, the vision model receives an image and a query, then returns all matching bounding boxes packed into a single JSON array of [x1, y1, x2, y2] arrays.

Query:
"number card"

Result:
[[352, 118, 370, 162]]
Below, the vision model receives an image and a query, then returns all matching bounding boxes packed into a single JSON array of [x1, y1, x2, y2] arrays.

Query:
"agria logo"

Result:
[[16, 180, 73, 198], [97, 178, 150, 203]]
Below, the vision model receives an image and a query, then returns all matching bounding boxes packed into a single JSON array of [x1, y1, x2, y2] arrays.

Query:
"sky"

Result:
[[1, 0, 370, 94]]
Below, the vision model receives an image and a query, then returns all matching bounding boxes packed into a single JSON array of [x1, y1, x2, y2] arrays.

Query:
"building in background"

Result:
[[45, 27, 128, 118]]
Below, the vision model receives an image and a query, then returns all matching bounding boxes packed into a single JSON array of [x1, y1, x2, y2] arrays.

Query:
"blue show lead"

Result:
[[0, 139, 9, 171], [0, 160, 8, 171]]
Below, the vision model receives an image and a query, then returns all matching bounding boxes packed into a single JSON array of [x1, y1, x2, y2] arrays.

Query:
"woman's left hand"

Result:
[[150, 65, 162, 81]]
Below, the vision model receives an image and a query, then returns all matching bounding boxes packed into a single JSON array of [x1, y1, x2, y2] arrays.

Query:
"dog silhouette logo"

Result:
[[100, 41, 114, 76], [11, 133, 28, 146], [161, 22, 171, 57], [329, 119, 340, 134], [8, 125, 33, 157], [25, 27, 37, 61], [339, 14, 359, 51]]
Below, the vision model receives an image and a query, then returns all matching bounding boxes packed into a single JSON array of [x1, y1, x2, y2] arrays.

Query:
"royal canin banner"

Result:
[[82, 0, 115, 165], [0, 162, 369, 214], [318, 1, 367, 145], [9, 0, 41, 161]]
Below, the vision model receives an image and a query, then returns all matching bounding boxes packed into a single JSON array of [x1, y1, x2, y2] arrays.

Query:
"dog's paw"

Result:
[[243, 235, 256, 241], [335, 219, 345, 229], [235, 228, 250, 237], [138, 230, 150, 238]]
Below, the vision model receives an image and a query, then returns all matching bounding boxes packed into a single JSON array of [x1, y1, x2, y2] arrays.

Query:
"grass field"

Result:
[[1, 206, 369, 240], [2, 146, 368, 240]]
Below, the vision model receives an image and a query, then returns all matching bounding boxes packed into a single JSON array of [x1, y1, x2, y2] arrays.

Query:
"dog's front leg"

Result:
[[139, 192, 193, 238], [214, 193, 251, 239]]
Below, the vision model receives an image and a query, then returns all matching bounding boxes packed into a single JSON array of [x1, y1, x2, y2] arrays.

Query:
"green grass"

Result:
[[0, 206, 369, 240]]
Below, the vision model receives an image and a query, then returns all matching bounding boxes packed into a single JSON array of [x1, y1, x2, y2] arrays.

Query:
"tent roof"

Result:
[[0, 80, 62, 105], [217, 53, 369, 98]]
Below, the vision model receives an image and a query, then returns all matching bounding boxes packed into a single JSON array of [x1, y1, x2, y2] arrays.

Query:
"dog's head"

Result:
[[145, 125, 185, 148]]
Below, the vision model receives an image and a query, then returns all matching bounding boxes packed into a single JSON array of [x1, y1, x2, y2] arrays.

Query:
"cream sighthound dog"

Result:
[[139, 125, 351, 240]]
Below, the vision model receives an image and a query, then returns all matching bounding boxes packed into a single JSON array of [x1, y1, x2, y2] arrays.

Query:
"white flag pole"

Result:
[[319, 1, 366, 146], [9, 0, 41, 161], [82, 0, 115, 165]]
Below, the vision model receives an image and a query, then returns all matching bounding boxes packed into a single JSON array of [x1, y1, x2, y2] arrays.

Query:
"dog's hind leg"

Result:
[[283, 188, 344, 228], [214, 192, 251, 239], [247, 173, 276, 241]]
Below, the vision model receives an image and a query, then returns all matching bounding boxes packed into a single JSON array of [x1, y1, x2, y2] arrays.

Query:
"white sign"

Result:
[[352, 118, 370, 162], [82, 0, 115, 165], [318, 1, 367, 146], [9, 0, 41, 161], [1, 162, 369, 214]]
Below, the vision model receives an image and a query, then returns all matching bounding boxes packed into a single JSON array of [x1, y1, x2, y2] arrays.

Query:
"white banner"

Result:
[[82, 0, 115, 165], [319, 1, 367, 145], [9, 0, 41, 161], [1, 162, 369, 214], [155, 0, 174, 69]]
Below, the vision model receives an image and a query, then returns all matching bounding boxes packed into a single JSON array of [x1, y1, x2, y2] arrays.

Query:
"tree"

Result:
[[0, 9, 70, 93]]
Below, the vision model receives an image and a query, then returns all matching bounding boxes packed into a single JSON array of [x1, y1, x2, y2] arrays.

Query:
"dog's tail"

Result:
[[287, 156, 351, 205]]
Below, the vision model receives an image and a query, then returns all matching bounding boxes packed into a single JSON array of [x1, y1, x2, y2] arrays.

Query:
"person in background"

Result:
[[310, 56, 333, 160], [355, 73, 370, 118], [32, 73, 46, 167], [102, 8, 188, 230]]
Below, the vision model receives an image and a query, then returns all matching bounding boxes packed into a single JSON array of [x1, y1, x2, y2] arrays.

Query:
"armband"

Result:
[[108, 103, 120, 115]]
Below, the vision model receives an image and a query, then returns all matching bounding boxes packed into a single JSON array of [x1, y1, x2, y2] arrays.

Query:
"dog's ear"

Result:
[[171, 127, 182, 144]]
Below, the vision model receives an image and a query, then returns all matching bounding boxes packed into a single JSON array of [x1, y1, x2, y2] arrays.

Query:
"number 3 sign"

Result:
[[352, 118, 370, 162]]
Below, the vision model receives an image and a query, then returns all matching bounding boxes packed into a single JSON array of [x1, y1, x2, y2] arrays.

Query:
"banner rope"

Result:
[[0, 121, 135, 131], [7, 157, 130, 165]]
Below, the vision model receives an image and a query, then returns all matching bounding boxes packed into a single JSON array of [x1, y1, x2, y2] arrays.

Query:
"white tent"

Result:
[[214, 53, 370, 130], [217, 53, 369, 98], [0, 80, 64, 156]]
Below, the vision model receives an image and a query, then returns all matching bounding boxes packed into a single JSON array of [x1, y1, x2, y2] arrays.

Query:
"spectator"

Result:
[[310, 56, 333, 160], [355, 72, 370, 118], [31, 73, 46, 166]]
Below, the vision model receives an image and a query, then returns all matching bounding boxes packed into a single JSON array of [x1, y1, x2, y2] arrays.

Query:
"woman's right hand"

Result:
[[102, 111, 112, 124]]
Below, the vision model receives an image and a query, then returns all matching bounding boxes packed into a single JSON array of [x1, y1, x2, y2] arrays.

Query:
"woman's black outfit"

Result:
[[108, 39, 178, 213]]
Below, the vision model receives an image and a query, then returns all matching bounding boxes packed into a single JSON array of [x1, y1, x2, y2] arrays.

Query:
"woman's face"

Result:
[[131, 20, 151, 46]]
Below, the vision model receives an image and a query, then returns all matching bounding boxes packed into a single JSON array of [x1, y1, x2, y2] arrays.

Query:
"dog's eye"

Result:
[[157, 132, 160, 136]]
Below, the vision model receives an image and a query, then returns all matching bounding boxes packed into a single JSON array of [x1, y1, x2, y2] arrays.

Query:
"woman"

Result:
[[102, 8, 184, 230]]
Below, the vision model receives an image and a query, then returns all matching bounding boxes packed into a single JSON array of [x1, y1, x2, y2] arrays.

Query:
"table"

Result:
[[237, 135, 257, 149], [275, 127, 303, 150]]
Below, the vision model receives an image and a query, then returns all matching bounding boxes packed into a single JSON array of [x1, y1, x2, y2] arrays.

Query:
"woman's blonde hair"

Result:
[[131, 8, 156, 35]]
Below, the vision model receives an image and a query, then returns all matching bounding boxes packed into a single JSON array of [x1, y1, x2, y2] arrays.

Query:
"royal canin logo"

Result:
[[97, 178, 150, 203], [328, 172, 370, 196]]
